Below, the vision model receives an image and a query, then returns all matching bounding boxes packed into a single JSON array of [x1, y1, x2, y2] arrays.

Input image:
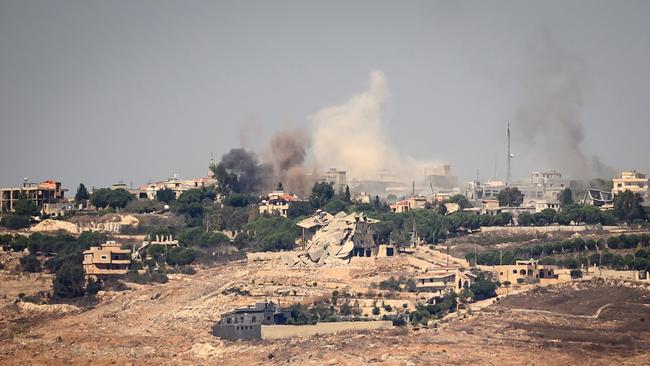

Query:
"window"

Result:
[[226, 318, 232, 324], [100, 255, 107, 260], [251, 316, 256, 323], [267, 316, 271, 321], [512, 270, 517, 274]]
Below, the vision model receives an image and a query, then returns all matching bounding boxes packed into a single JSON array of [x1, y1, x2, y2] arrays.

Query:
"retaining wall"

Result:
[[260, 321, 392, 340]]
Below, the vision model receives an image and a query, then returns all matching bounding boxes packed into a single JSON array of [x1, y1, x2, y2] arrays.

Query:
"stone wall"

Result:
[[260, 321, 392, 340]]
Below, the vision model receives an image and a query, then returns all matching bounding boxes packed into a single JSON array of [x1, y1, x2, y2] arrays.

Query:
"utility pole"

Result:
[[506, 123, 512, 184]]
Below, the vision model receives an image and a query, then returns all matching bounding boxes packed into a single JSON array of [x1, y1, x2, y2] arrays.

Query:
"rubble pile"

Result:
[[285, 211, 378, 267], [29, 219, 80, 234]]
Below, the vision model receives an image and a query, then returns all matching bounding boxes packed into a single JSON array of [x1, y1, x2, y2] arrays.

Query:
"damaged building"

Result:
[[212, 302, 291, 341], [286, 211, 392, 266]]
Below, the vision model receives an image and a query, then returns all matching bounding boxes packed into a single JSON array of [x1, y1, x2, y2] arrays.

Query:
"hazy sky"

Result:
[[1, 0, 649, 190]]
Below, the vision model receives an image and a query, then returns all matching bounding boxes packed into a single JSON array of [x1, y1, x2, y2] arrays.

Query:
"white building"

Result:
[[612, 170, 649, 200]]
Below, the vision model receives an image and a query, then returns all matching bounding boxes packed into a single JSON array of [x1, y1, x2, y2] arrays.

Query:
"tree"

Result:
[[14, 197, 39, 216], [222, 193, 253, 208], [75, 183, 90, 203], [558, 188, 574, 207], [497, 187, 524, 207], [344, 185, 351, 203], [309, 182, 335, 208], [470, 277, 497, 300], [0, 214, 30, 229], [91, 188, 111, 209], [125, 199, 164, 213], [174, 189, 216, 227], [155, 188, 176, 204], [447, 194, 472, 210], [517, 212, 533, 226], [613, 190, 646, 223], [166, 247, 196, 266], [287, 201, 315, 219], [106, 189, 133, 209], [211, 163, 240, 196], [324, 199, 347, 214], [53, 262, 86, 298]]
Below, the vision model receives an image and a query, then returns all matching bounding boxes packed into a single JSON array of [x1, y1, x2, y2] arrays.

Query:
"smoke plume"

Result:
[[515, 33, 615, 179], [268, 129, 312, 195], [310, 70, 428, 181], [219, 148, 272, 193]]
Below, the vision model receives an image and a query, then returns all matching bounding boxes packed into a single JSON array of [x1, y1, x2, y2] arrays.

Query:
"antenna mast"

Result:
[[506, 123, 512, 184]]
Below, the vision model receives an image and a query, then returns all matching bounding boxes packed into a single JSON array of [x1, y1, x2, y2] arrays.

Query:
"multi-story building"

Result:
[[0, 179, 66, 213], [415, 268, 476, 294], [82, 241, 131, 276], [425, 164, 459, 191], [529, 170, 569, 200], [321, 168, 347, 194], [612, 170, 649, 200], [258, 191, 299, 217]]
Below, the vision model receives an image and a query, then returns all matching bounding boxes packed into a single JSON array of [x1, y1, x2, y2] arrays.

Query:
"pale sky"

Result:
[[1, 0, 649, 190]]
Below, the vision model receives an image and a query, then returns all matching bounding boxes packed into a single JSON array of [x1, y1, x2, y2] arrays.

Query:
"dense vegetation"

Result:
[[1, 232, 108, 298], [468, 233, 650, 271]]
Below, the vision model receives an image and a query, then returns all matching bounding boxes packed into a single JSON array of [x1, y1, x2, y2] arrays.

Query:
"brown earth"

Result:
[[1, 250, 649, 365]]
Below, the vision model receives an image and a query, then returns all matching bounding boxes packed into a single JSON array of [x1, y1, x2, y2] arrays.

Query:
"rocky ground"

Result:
[[1, 250, 649, 365]]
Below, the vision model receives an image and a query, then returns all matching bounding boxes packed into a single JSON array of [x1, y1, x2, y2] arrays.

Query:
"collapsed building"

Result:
[[285, 211, 392, 266]]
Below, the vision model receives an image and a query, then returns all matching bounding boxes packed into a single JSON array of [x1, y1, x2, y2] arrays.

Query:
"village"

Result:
[[1, 158, 650, 364], [2, 2, 650, 364]]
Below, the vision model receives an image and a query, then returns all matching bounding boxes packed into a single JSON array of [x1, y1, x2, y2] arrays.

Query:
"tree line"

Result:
[[467, 233, 650, 272]]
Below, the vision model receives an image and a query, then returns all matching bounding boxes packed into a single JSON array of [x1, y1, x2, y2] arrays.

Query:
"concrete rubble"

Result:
[[284, 211, 379, 267]]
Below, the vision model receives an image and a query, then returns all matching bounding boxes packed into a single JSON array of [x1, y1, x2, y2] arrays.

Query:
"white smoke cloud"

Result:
[[310, 70, 431, 182]]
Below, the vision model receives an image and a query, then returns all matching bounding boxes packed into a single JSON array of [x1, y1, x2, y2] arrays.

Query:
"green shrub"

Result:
[[165, 247, 196, 266], [0, 214, 31, 229], [19, 255, 41, 273], [53, 263, 86, 298]]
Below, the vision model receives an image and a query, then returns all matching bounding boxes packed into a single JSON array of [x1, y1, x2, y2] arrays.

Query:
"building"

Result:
[[612, 170, 649, 200], [321, 168, 347, 194], [389, 195, 427, 213], [582, 189, 614, 207], [354, 192, 372, 204], [480, 200, 501, 215], [82, 241, 131, 276], [463, 170, 568, 206], [42, 202, 79, 217], [138, 173, 216, 200], [293, 211, 381, 264], [486, 259, 556, 284], [212, 302, 291, 340], [529, 170, 569, 200], [296, 210, 334, 244], [425, 164, 459, 191], [258, 191, 299, 217], [415, 268, 476, 294], [524, 199, 560, 213], [0, 179, 66, 213]]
